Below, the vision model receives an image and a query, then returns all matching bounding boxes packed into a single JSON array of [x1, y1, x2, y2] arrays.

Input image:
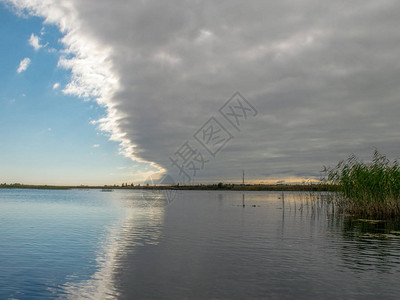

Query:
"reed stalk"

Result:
[[325, 150, 400, 218]]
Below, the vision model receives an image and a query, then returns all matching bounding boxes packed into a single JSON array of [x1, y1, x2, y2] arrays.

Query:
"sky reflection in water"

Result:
[[1, 189, 400, 299]]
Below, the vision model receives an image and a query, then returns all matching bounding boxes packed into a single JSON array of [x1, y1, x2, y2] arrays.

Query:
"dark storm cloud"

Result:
[[9, 0, 400, 182]]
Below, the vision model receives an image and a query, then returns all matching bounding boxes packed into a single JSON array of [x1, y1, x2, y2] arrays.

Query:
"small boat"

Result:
[[101, 189, 113, 192]]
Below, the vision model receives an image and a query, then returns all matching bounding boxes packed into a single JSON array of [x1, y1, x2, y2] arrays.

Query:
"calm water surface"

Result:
[[1, 189, 400, 299]]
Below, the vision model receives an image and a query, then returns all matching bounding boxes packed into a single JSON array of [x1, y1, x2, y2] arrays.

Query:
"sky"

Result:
[[1, 0, 400, 185]]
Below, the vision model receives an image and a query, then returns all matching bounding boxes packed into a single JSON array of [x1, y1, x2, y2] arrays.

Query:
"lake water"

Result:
[[1, 189, 400, 299]]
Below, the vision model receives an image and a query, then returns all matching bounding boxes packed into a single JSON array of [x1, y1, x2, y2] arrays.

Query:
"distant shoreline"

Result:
[[0, 183, 335, 192]]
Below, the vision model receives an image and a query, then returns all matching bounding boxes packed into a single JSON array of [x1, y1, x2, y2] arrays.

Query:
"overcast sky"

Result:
[[2, 0, 400, 184]]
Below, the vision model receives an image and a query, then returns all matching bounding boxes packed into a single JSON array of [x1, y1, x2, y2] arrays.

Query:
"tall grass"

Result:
[[325, 150, 400, 218]]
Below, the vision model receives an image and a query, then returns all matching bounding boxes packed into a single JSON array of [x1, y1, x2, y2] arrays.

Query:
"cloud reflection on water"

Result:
[[61, 192, 166, 299]]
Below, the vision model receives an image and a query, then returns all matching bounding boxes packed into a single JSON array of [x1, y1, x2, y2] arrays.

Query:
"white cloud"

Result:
[[52, 82, 60, 89], [92, 144, 100, 148], [17, 57, 31, 73], [29, 33, 42, 50]]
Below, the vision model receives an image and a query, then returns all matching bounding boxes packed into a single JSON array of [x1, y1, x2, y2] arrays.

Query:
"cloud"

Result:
[[7, 0, 400, 183], [28, 33, 42, 50], [92, 144, 100, 148], [52, 82, 60, 89], [17, 57, 31, 73]]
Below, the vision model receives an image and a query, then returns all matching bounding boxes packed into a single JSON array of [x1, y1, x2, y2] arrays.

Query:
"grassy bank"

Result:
[[326, 150, 400, 218], [0, 184, 72, 190], [0, 183, 333, 192]]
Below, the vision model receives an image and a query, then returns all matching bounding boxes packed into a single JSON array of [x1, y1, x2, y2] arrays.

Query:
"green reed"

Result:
[[325, 150, 400, 218]]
